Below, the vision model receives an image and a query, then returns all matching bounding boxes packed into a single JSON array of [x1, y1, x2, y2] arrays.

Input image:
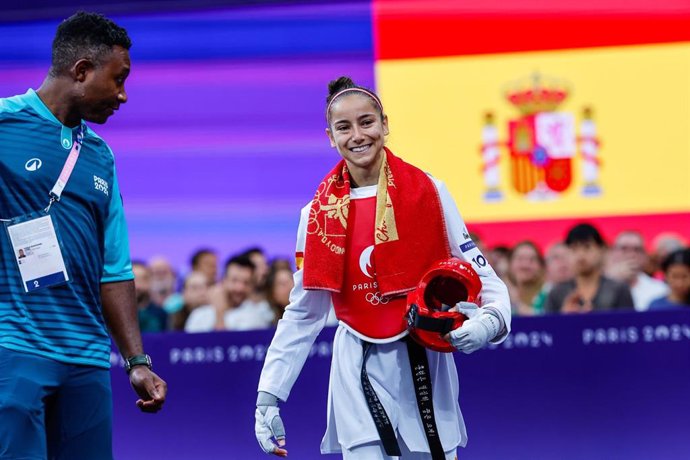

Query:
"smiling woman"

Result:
[[254, 76, 512, 460], [325, 77, 389, 187]]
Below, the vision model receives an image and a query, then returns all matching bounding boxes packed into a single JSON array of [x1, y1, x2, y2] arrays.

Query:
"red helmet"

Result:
[[406, 258, 482, 352]]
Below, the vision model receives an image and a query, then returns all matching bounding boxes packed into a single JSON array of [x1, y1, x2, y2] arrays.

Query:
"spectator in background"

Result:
[[191, 248, 218, 285], [649, 249, 690, 310], [265, 263, 295, 325], [270, 257, 342, 326], [187, 255, 273, 332], [487, 245, 511, 282], [508, 241, 547, 315], [226, 252, 274, 330], [132, 261, 168, 332], [171, 271, 210, 331], [606, 230, 668, 311], [270, 257, 293, 272], [148, 256, 178, 306], [544, 242, 573, 288], [544, 223, 634, 314], [242, 247, 270, 305], [649, 232, 687, 279]]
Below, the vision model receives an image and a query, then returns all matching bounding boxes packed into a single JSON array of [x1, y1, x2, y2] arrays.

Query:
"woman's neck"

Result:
[[346, 155, 383, 187]]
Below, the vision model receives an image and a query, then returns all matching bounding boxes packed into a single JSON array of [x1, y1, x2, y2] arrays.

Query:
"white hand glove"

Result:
[[255, 393, 287, 456], [447, 311, 500, 354], [451, 301, 480, 319]]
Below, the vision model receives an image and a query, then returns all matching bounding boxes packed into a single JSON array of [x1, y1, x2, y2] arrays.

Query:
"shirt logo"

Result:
[[93, 175, 109, 196], [359, 245, 374, 279], [25, 158, 42, 171]]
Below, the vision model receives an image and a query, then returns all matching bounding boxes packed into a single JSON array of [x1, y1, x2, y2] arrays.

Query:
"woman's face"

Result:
[[326, 94, 388, 175], [667, 264, 690, 301], [271, 269, 294, 307], [510, 245, 544, 285]]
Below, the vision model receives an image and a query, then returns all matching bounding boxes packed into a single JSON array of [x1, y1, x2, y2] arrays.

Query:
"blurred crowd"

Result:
[[132, 224, 690, 334], [132, 247, 317, 333]]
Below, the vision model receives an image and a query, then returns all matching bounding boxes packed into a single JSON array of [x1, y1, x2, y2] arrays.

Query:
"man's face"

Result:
[[148, 258, 176, 298], [570, 240, 605, 276], [223, 264, 253, 307], [78, 45, 130, 124], [611, 233, 646, 274], [546, 244, 573, 284], [248, 252, 268, 288]]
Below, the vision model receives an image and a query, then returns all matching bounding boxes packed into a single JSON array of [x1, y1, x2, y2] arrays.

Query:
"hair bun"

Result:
[[327, 76, 356, 100]]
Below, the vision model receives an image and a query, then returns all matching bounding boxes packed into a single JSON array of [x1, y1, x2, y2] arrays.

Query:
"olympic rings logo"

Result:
[[365, 292, 389, 306]]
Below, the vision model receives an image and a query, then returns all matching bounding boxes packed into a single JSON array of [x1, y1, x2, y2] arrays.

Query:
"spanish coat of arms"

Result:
[[480, 74, 602, 202]]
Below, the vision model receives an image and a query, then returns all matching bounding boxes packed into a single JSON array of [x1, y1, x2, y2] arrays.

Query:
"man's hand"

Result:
[[255, 392, 288, 457], [129, 366, 167, 413], [562, 291, 593, 314], [606, 259, 636, 283], [445, 311, 500, 354], [208, 284, 229, 330]]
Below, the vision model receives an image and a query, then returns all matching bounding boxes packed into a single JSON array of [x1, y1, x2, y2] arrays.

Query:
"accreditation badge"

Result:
[[5, 210, 70, 292]]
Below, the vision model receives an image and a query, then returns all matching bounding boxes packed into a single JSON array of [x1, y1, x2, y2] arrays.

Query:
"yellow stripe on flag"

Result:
[[377, 43, 690, 221]]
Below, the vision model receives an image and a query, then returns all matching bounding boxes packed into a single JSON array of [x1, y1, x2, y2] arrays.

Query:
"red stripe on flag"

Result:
[[374, 7, 690, 60]]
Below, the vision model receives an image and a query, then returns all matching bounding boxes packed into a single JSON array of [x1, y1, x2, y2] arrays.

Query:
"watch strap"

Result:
[[125, 353, 152, 373]]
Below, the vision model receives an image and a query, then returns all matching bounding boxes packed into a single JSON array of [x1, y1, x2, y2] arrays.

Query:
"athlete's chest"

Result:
[[344, 197, 377, 283]]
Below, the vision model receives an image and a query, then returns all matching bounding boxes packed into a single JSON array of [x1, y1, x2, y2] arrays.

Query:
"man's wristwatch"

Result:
[[124, 354, 152, 374]]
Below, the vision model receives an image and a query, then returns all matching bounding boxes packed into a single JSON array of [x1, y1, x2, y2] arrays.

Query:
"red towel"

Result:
[[303, 147, 451, 297]]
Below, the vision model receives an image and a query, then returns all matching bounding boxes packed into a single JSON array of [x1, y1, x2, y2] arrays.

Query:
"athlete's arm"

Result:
[[258, 204, 333, 401], [433, 178, 512, 343], [255, 204, 332, 455]]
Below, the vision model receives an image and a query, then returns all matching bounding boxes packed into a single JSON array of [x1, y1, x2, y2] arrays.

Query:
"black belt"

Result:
[[360, 338, 446, 459]]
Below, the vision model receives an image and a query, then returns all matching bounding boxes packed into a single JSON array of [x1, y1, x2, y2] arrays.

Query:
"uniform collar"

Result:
[[23, 88, 86, 150]]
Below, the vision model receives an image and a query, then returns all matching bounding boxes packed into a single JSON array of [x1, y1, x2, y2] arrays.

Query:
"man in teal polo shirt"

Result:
[[0, 12, 167, 459]]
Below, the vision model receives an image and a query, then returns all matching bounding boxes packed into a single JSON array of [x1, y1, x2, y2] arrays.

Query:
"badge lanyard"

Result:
[[2, 125, 84, 292], [46, 124, 85, 212]]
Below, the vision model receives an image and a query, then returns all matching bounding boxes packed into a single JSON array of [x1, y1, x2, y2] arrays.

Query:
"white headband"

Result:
[[326, 87, 383, 120]]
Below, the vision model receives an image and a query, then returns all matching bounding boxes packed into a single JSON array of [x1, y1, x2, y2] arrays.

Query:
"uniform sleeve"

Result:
[[433, 178, 512, 343], [100, 160, 134, 283], [257, 203, 333, 402]]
